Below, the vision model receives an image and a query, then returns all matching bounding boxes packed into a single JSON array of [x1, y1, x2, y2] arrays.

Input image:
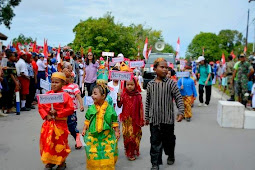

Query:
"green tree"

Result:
[[71, 13, 174, 58], [186, 32, 221, 61], [12, 34, 34, 44], [0, 0, 22, 29]]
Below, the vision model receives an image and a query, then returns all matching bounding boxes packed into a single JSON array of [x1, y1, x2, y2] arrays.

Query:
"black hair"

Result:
[[78, 56, 82, 60], [70, 51, 74, 56], [153, 58, 167, 69], [5, 49, 13, 59], [228, 55, 233, 60], [73, 55, 77, 60], [85, 52, 96, 65], [112, 66, 119, 71]]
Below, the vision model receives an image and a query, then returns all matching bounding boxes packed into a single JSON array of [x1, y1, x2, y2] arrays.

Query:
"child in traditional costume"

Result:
[[117, 77, 144, 161], [82, 83, 120, 170], [62, 68, 84, 149], [38, 72, 74, 170]]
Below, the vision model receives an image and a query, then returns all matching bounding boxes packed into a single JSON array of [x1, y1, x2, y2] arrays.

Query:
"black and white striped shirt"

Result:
[[145, 78, 184, 125]]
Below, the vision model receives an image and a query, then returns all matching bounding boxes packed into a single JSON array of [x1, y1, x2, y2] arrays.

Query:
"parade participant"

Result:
[[2, 50, 18, 114], [177, 67, 197, 122], [135, 71, 144, 90], [37, 53, 47, 92], [224, 55, 235, 101], [145, 58, 184, 170], [0, 65, 9, 116], [232, 54, 254, 106], [48, 58, 57, 82], [217, 62, 224, 91], [62, 68, 84, 149], [83, 52, 99, 96], [38, 72, 74, 170], [196, 56, 212, 107], [117, 77, 144, 161], [251, 82, 255, 110], [78, 56, 84, 97], [108, 67, 121, 110], [25, 52, 36, 109], [82, 83, 120, 170], [16, 51, 31, 111]]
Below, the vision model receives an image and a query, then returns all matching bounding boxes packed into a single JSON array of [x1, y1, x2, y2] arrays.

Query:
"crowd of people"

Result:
[[1, 43, 254, 170]]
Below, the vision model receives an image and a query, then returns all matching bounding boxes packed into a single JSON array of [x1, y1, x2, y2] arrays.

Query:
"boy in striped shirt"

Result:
[[62, 68, 84, 149], [145, 58, 184, 170]]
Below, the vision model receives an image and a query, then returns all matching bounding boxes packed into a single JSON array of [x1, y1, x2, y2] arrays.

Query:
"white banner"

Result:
[[109, 71, 132, 81], [84, 96, 94, 106], [102, 52, 114, 57], [40, 79, 51, 91], [129, 60, 145, 68], [176, 72, 190, 77], [112, 56, 124, 63], [37, 93, 64, 104]]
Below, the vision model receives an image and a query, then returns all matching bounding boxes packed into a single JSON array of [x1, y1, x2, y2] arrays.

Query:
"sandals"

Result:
[[44, 164, 55, 170], [128, 157, 136, 161], [56, 163, 66, 170], [75, 144, 82, 150]]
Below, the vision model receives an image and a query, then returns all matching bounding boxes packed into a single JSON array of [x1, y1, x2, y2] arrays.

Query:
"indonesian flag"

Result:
[[56, 45, 61, 64], [221, 53, 226, 68], [244, 46, 247, 54], [231, 50, 236, 59], [143, 37, 148, 60], [32, 41, 37, 52], [175, 37, 180, 60], [43, 39, 48, 58], [148, 45, 152, 57]]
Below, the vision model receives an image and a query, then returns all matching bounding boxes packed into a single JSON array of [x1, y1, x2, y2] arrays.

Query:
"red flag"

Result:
[[143, 37, 148, 60], [231, 50, 236, 59], [88, 47, 92, 53], [43, 39, 48, 58], [175, 37, 180, 60], [80, 46, 84, 57], [221, 53, 226, 65], [147, 45, 152, 57], [32, 41, 37, 52], [244, 46, 247, 53]]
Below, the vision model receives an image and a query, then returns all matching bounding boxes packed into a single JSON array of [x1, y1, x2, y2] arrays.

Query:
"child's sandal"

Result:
[[44, 164, 55, 170], [128, 157, 136, 161], [56, 162, 66, 170]]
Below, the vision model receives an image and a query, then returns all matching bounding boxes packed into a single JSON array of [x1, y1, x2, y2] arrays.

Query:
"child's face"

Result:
[[51, 78, 63, 92], [92, 88, 106, 104], [126, 80, 135, 92], [154, 61, 168, 78], [78, 58, 82, 63]]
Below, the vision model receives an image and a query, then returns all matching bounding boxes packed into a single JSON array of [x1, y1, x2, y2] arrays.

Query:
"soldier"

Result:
[[224, 55, 235, 101], [232, 54, 254, 106]]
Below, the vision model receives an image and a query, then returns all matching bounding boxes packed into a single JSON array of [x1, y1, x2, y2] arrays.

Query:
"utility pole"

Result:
[[246, 9, 250, 50]]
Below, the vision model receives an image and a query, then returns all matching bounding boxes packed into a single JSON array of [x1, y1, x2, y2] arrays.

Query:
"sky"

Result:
[[1, 0, 254, 57]]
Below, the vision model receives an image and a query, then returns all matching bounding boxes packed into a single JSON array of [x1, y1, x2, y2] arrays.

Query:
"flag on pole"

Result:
[[231, 50, 236, 59], [143, 37, 148, 60], [32, 41, 37, 52], [202, 46, 205, 56], [148, 45, 152, 57], [43, 39, 48, 58], [175, 37, 180, 60], [56, 45, 61, 64], [221, 53, 226, 67], [244, 46, 247, 54]]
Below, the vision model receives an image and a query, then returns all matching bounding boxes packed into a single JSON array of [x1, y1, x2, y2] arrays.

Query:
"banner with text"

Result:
[[109, 71, 133, 81], [102, 52, 114, 57], [37, 93, 64, 104], [129, 60, 145, 68], [112, 56, 124, 63], [176, 72, 190, 77]]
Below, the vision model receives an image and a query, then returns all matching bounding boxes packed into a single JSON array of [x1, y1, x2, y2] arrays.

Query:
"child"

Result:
[[108, 67, 121, 109], [135, 71, 144, 90], [145, 58, 184, 170], [62, 68, 84, 149], [177, 68, 197, 122], [38, 72, 74, 170], [117, 77, 144, 161], [78, 56, 84, 97], [82, 83, 120, 170]]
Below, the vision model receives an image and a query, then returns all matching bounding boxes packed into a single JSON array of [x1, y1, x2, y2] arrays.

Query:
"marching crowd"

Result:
[[0, 44, 254, 170]]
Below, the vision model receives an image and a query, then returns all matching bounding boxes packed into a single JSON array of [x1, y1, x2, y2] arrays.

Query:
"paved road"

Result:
[[0, 87, 255, 170]]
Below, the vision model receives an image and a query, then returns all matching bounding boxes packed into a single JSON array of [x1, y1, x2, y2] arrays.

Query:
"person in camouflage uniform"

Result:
[[232, 54, 254, 106], [224, 55, 235, 101]]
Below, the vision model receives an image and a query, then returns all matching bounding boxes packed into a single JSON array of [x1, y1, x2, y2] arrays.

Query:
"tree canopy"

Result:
[[12, 33, 34, 44], [186, 29, 252, 61], [0, 0, 22, 29], [71, 13, 174, 58]]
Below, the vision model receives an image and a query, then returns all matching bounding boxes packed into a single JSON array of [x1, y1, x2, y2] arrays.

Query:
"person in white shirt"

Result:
[[135, 71, 144, 90], [36, 54, 47, 92], [16, 51, 31, 111]]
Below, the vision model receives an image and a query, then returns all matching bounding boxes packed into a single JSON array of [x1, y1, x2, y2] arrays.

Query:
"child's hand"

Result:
[[82, 128, 86, 136], [176, 114, 183, 122], [181, 85, 184, 89], [115, 131, 120, 140], [46, 114, 53, 120], [144, 120, 150, 126], [80, 106, 84, 112], [50, 109, 57, 116]]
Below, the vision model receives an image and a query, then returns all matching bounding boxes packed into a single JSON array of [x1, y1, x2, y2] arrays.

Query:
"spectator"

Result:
[[224, 55, 235, 101], [36, 54, 47, 93]]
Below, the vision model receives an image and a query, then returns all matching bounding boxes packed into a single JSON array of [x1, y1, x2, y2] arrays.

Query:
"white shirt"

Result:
[[136, 75, 144, 88], [108, 81, 120, 104], [37, 59, 47, 71], [16, 58, 28, 77]]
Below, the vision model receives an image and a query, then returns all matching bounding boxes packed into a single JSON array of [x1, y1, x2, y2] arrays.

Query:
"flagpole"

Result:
[[246, 9, 250, 51]]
